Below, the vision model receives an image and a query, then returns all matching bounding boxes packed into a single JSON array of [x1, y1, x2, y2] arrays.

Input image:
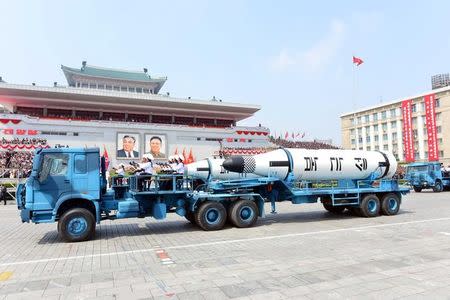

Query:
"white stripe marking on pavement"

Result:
[[1, 216, 450, 267]]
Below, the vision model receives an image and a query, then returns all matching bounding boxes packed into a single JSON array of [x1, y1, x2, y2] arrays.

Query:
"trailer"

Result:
[[16, 147, 409, 242]]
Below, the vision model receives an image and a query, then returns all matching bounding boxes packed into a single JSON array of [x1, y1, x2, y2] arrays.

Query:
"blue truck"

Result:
[[16, 147, 409, 242], [405, 162, 450, 192]]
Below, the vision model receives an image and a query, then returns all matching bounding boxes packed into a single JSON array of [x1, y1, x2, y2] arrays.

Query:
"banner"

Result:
[[424, 94, 439, 161], [401, 100, 414, 162]]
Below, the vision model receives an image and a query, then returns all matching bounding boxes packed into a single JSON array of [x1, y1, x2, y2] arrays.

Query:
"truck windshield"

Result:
[[38, 154, 69, 183], [407, 165, 428, 173]]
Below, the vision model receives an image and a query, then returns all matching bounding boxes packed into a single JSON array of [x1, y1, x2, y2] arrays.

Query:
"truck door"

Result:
[[34, 153, 72, 210]]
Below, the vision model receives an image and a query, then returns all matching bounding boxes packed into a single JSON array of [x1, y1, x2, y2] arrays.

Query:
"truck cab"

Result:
[[17, 148, 103, 239], [405, 162, 450, 192]]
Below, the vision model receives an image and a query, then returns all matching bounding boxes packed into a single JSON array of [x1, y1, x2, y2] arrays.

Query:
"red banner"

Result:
[[401, 99, 414, 162], [424, 94, 439, 161]]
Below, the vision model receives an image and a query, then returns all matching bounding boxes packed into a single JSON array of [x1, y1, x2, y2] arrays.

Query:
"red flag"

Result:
[[187, 148, 195, 164], [103, 145, 110, 169], [353, 56, 363, 66], [285, 132, 289, 139], [182, 147, 187, 160]]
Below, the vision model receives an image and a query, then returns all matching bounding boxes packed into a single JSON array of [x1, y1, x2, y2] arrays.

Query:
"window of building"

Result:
[[357, 116, 362, 124], [113, 86, 120, 91], [359, 147, 363, 150], [437, 126, 442, 133], [382, 123, 387, 131], [438, 138, 443, 145], [381, 111, 387, 119], [136, 87, 142, 93], [128, 87, 135, 92], [436, 112, 441, 121], [350, 129, 355, 135], [366, 146, 371, 151], [392, 132, 397, 140], [143, 88, 150, 93], [351, 139, 356, 144], [391, 120, 397, 128], [81, 83, 88, 88], [423, 127, 427, 135], [413, 129, 418, 138], [89, 83, 96, 89], [390, 108, 396, 117], [383, 133, 388, 141], [412, 117, 417, 126], [120, 86, 127, 92], [364, 115, 370, 123], [373, 124, 378, 131], [97, 84, 105, 89], [411, 104, 417, 112], [439, 150, 444, 157], [357, 128, 362, 134], [383, 144, 389, 150], [106, 85, 112, 90], [374, 135, 379, 142], [358, 137, 363, 143], [373, 113, 378, 121], [436, 99, 440, 107], [375, 145, 379, 150], [414, 152, 420, 159], [366, 136, 371, 142], [420, 102, 425, 112], [365, 126, 370, 132]]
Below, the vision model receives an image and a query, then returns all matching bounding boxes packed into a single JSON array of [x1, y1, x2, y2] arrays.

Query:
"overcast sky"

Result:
[[1, 0, 449, 145]]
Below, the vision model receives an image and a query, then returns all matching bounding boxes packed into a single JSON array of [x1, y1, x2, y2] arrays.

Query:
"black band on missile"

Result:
[[222, 156, 245, 173], [269, 161, 290, 167], [376, 151, 390, 178], [196, 167, 210, 171]]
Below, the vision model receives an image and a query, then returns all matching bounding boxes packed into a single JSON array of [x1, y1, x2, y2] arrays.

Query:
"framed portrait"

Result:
[[116, 133, 140, 159], [144, 134, 167, 159]]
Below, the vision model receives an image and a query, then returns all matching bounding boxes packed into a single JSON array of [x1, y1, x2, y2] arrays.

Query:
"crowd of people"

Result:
[[111, 154, 186, 177], [269, 137, 340, 150], [1, 137, 47, 145], [0, 151, 34, 178]]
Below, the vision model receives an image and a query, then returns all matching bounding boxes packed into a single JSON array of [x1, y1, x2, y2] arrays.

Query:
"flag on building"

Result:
[[352, 56, 364, 66], [285, 131, 289, 139]]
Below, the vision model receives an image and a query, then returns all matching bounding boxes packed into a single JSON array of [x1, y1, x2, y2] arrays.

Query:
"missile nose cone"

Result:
[[223, 156, 245, 173]]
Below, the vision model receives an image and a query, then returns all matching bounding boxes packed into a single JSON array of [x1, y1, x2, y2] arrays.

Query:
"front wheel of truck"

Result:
[[58, 208, 96, 242]]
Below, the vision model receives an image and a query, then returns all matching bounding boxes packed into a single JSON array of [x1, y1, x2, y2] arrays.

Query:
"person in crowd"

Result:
[[175, 155, 185, 174], [0, 185, 7, 205], [117, 135, 139, 158], [135, 154, 154, 175]]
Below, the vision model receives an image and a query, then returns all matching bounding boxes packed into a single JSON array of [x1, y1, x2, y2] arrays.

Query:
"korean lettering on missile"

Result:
[[303, 157, 368, 172]]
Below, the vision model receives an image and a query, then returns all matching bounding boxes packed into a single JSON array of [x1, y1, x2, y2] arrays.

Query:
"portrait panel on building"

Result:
[[144, 134, 167, 159], [117, 133, 140, 159]]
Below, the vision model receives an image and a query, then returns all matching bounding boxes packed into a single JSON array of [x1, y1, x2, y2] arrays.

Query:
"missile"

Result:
[[186, 157, 260, 181], [222, 148, 397, 181]]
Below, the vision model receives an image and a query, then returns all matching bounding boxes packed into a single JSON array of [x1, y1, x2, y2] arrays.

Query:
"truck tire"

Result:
[[433, 181, 443, 193], [380, 193, 400, 216], [229, 199, 258, 228], [195, 201, 227, 231], [58, 208, 96, 242], [358, 194, 380, 218], [321, 197, 346, 213], [413, 186, 422, 193]]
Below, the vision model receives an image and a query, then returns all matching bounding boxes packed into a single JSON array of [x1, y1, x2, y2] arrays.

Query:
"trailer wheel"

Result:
[[349, 207, 362, 217], [58, 208, 96, 242], [433, 181, 443, 193], [413, 186, 422, 192], [358, 194, 380, 218], [229, 200, 258, 228], [195, 201, 227, 231], [380, 193, 400, 216], [321, 197, 346, 214]]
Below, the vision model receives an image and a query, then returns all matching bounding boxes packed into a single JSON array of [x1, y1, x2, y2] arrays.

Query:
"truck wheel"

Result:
[[433, 181, 443, 193], [358, 194, 380, 218], [195, 201, 227, 231], [58, 208, 96, 242], [380, 193, 400, 216], [321, 196, 345, 213], [413, 186, 422, 192], [185, 211, 196, 224], [229, 200, 258, 228]]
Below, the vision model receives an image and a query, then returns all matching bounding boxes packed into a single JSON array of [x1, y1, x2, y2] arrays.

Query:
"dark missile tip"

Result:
[[222, 156, 245, 173]]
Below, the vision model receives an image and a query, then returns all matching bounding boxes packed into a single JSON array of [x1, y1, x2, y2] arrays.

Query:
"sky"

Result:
[[1, 0, 450, 145]]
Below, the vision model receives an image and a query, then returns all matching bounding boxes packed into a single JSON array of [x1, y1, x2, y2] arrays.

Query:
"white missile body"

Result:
[[186, 157, 260, 181], [222, 148, 397, 181]]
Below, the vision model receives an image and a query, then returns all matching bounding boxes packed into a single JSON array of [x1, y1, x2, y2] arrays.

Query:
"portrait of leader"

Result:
[[144, 134, 166, 159], [117, 133, 140, 159]]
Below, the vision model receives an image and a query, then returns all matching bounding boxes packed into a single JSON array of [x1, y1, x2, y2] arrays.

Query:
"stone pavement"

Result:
[[0, 191, 450, 299]]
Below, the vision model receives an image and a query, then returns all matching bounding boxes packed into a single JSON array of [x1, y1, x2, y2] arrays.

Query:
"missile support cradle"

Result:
[[16, 148, 409, 242]]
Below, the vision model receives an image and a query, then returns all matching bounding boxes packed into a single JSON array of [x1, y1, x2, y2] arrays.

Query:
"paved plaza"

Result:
[[0, 191, 449, 299]]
